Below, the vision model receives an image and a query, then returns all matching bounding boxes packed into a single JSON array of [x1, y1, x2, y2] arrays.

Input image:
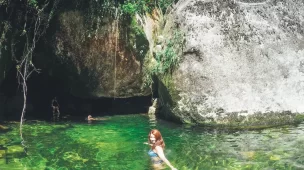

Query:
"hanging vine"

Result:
[[1, 0, 60, 147], [19, 0, 60, 145]]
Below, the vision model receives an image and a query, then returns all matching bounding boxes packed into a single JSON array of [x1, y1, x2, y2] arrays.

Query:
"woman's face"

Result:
[[150, 134, 156, 144]]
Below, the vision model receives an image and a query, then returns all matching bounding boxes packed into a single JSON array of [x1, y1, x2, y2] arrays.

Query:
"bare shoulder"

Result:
[[155, 145, 164, 151]]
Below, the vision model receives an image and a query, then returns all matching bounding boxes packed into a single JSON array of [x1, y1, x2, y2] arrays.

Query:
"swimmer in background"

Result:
[[147, 129, 177, 170], [87, 115, 93, 124], [86, 115, 107, 123], [87, 115, 95, 121], [51, 97, 60, 121]]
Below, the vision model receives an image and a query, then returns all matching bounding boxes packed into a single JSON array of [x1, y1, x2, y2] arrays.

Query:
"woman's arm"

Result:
[[155, 146, 177, 170]]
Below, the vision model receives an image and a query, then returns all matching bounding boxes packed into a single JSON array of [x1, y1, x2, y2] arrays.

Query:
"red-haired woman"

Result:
[[148, 129, 177, 170]]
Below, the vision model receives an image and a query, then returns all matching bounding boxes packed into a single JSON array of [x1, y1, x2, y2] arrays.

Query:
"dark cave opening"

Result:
[[0, 67, 153, 121]]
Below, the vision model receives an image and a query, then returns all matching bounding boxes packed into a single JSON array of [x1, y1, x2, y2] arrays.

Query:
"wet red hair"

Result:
[[148, 129, 165, 149]]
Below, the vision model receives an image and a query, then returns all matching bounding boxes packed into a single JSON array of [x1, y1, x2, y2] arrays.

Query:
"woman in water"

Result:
[[148, 129, 177, 170]]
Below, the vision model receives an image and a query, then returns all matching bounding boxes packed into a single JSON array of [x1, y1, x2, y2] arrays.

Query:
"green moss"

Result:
[[147, 28, 184, 118], [28, 0, 38, 8], [156, 73, 182, 123], [127, 16, 148, 63], [121, 2, 139, 16], [160, 73, 181, 105], [130, 17, 145, 36], [295, 114, 304, 123], [121, 0, 175, 16], [152, 30, 184, 74]]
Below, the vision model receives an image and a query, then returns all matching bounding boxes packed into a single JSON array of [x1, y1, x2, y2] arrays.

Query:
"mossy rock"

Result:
[[295, 114, 304, 123], [63, 151, 88, 162], [0, 125, 10, 132], [0, 150, 6, 158], [7, 145, 24, 157], [0, 138, 9, 145]]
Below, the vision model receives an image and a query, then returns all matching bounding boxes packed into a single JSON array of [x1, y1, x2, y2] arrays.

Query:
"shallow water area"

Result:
[[0, 114, 303, 170]]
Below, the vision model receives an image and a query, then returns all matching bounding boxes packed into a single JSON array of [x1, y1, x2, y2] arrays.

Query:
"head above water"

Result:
[[148, 129, 165, 149], [88, 115, 94, 120]]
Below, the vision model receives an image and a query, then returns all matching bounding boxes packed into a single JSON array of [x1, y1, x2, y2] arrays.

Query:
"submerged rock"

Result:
[[0, 125, 9, 131], [7, 145, 24, 158]]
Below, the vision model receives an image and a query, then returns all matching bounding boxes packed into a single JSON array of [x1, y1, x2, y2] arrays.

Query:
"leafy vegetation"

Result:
[[121, 0, 176, 16], [153, 30, 184, 74], [141, 30, 184, 90], [28, 0, 38, 8]]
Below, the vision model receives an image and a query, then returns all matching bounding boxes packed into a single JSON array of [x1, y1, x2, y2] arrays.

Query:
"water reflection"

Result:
[[160, 122, 304, 169], [148, 112, 157, 128]]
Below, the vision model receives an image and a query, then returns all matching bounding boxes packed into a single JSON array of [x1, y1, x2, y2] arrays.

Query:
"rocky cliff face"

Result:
[[0, 0, 154, 120], [50, 8, 150, 98], [154, 0, 304, 127]]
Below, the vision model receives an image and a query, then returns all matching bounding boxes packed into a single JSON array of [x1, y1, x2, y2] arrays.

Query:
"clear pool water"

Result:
[[0, 114, 303, 170]]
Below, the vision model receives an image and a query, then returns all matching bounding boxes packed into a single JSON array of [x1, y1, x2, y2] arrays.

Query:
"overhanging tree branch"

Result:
[[5, 0, 61, 147]]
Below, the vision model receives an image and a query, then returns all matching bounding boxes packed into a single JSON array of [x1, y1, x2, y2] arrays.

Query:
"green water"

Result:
[[0, 114, 303, 170]]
